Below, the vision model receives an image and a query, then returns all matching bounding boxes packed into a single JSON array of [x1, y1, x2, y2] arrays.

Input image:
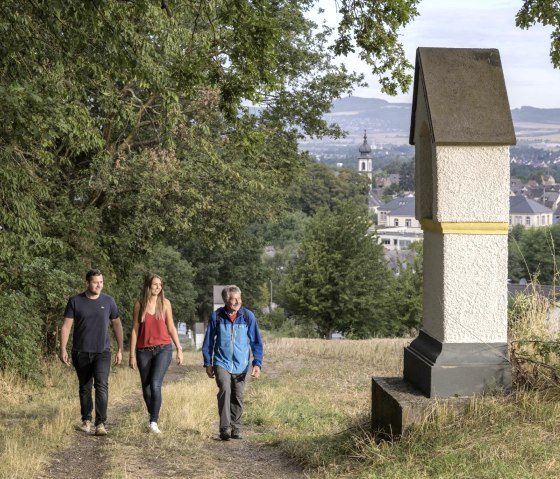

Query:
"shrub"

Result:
[[0, 292, 42, 381]]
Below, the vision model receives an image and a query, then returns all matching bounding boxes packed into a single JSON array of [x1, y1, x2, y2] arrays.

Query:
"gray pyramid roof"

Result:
[[510, 195, 553, 214], [410, 48, 516, 145]]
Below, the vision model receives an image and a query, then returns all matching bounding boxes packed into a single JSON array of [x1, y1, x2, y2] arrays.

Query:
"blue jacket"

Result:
[[202, 307, 263, 374]]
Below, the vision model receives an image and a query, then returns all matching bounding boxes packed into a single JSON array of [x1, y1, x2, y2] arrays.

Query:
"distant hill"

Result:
[[302, 96, 560, 152], [325, 97, 411, 133], [298, 96, 560, 168], [511, 106, 560, 124]]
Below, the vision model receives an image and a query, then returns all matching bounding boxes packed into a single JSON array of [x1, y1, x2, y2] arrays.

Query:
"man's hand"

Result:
[[251, 365, 261, 378], [114, 349, 123, 365], [206, 365, 215, 378], [60, 349, 70, 366]]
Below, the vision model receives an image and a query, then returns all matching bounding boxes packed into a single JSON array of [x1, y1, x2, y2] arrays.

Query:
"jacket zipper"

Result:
[[230, 319, 237, 372]]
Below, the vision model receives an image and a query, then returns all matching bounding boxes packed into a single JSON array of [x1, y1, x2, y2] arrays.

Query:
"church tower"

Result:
[[358, 130, 373, 184]]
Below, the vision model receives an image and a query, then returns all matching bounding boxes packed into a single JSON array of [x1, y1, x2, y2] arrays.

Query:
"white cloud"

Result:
[[314, 0, 560, 108]]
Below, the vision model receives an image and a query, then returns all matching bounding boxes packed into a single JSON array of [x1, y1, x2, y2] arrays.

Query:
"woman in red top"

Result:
[[129, 273, 184, 433]]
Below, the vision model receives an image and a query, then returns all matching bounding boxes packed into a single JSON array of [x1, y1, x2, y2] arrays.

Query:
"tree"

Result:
[[333, 0, 421, 94], [516, 1, 560, 68], [287, 161, 369, 215], [180, 234, 269, 322], [398, 160, 415, 192], [390, 241, 423, 335], [508, 224, 560, 284], [279, 200, 393, 337], [0, 0, 368, 367]]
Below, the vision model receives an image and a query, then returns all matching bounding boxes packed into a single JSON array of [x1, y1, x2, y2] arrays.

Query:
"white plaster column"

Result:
[[404, 47, 515, 397]]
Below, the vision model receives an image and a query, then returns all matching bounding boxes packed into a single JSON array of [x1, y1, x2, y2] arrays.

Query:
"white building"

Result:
[[377, 195, 420, 228], [375, 196, 423, 251], [509, 195, 553, 227]]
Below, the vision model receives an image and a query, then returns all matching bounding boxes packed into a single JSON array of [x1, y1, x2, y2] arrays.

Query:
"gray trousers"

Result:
[[214, 365, 247, 432]]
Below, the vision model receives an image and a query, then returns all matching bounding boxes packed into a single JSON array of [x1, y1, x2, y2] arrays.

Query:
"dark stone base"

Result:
[[371, 377, 471, 437], [403, 330, 511, 398]]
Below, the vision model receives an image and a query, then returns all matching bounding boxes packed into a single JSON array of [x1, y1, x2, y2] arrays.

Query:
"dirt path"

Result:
[[37, 359, 307, 479]]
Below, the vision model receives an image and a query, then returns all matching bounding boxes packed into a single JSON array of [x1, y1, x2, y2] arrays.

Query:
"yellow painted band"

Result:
[[420, 219, 509, 235]]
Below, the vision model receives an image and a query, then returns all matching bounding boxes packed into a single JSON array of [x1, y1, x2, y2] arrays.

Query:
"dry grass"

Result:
[[509, 287, 560, 390], [246, 337, 560, 479], [105, 350, 218, 479], [0, 358, 139, 479], [4, 330, 560, 479]]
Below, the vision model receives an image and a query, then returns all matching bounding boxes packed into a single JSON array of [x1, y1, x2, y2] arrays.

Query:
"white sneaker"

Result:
[[149, 422, 161, 434]]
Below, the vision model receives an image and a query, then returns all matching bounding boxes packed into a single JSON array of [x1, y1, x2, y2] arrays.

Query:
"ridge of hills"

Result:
[[300, 96, 560, 152]]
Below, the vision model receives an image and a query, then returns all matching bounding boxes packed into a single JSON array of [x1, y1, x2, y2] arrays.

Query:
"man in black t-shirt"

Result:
[[60, 269, 124, 436]]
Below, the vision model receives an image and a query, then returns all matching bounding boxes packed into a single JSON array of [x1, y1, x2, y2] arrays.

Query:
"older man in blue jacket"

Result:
[[202, 285, 263, 440]]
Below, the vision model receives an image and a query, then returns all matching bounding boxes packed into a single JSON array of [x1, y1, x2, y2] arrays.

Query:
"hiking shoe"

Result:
[[231, 429, 242, 439], [95, 423, 107, 436], [219, 429, 231, 441], [78, 420, 91, 433], [149, 422, 162, 434]]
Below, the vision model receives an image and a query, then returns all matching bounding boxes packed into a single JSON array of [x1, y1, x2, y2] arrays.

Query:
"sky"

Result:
[[313, 0, 560, 109]]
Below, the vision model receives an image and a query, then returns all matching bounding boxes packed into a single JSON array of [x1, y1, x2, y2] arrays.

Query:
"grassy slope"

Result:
[[246, 337, 560, 479], [1, 337, 559, 479]]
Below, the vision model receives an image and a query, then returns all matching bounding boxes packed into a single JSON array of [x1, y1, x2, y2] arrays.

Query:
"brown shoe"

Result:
[[95, 423, 107, 436], [78, 420, 91, 433]]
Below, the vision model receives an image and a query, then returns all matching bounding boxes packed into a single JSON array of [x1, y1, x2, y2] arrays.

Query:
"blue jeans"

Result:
[[72, 350, 111, 426], [136, 343, 172, 423]]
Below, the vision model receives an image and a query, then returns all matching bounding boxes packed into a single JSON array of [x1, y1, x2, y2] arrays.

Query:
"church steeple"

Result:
[[359, 130, 372, 156], [358, 130, 373, 184]]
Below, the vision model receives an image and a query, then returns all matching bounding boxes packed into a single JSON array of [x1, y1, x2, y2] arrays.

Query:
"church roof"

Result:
[[359, 130, 372, 156]]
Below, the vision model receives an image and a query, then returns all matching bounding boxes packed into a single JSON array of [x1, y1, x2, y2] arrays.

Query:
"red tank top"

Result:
[[136, 311, 172, 348]]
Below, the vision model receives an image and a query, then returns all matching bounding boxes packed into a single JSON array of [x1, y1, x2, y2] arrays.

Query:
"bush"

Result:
[[0, 292, 42, 381]]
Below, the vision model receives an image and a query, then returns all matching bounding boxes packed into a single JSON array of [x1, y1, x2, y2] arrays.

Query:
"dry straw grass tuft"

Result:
[[509, 284, 560, 390]]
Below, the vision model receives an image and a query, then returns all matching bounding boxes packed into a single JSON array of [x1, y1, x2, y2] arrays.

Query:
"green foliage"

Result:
[[390, 241, 423, 334], [117, 244, 197, 332], [0, 293, 42, 381], [398, 160, 415, 191], [255, 211, 310, 248], [333, 0, 421, 94], [507, 225, 560, 283], [516, 1, 560, 68], [383, 182, 401, 197], [1, 0, 382, 375], [287, 161, 369, 215], [180, 233, 269, 321], [259, 308, 321, 338], [279, 200, 393, 337]]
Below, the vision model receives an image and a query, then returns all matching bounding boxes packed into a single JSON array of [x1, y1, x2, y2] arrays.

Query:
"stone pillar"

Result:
[[404, 47, 516, 397]]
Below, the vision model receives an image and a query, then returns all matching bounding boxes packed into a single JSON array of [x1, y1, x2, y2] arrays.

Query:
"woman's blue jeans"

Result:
[[136, 343, 172, 423]]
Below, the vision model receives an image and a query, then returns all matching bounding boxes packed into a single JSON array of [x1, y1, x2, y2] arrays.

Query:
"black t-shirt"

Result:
[[64, 292, 119, 353]]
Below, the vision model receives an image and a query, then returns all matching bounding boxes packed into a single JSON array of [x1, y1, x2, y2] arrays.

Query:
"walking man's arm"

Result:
[[111, 318, 124, 365], [59, 318, 73, 366]]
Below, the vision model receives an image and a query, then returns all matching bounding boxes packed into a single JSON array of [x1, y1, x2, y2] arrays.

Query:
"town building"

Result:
[[375, 196, 422, 251], [509, 195, 553, 227]]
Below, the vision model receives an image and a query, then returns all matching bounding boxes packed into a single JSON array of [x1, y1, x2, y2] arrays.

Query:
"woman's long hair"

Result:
[[138, 273, 165, 322]]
